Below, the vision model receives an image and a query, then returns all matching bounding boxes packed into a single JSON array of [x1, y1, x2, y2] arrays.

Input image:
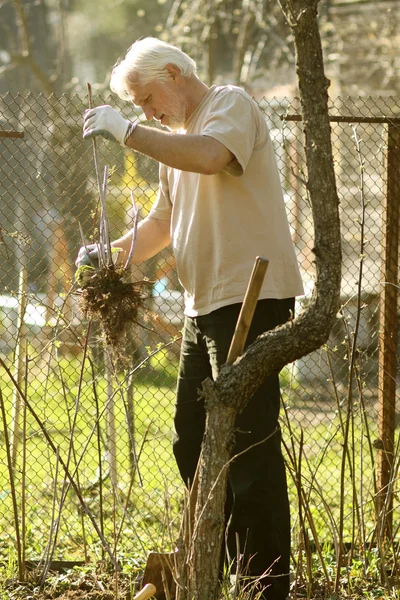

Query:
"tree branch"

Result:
[[10, 0, 56, 95]]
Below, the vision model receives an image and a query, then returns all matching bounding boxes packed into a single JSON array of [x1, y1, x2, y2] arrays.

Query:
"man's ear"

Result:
[[165, 64, 181, 81]]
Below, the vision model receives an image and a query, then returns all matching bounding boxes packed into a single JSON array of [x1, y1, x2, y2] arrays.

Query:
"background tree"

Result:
[[0, 0, 85, 297], [66, 0, 172, 92], [0, 0, 70, 95], [161, 0, 295, 88]]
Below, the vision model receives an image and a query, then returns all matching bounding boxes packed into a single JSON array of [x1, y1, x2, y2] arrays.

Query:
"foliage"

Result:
[[67, 0, 172, 87], [161, 0, 294, 87]]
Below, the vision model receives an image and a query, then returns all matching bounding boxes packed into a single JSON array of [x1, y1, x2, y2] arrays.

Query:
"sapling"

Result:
[[75, 170, 150, 357], [75, 84, 150, 358]]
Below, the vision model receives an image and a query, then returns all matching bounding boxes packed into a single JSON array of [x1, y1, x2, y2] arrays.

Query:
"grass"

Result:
[[0, 345, 182, 563], [0, 342, 399, 599]]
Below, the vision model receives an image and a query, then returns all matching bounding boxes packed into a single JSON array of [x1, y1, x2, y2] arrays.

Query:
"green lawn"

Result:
[[0, 349, 397, 596], [0, 347, 182, 562]]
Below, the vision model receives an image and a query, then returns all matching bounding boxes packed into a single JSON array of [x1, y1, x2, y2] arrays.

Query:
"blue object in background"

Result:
[[153, 277, 168, 296]]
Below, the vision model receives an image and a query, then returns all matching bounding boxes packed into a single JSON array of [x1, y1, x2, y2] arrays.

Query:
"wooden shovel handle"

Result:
[[134, 583, 157, 600], [226, 256, 269, 365]]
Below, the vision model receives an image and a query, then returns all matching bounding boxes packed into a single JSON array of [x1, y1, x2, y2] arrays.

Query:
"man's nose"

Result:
[[143, 105, 155, 121]]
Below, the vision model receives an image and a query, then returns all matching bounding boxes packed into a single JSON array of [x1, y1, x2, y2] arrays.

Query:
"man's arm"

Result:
[[83, 105, 234, 175], [113, 215, 171, 265], [126, 126, 234, 175]]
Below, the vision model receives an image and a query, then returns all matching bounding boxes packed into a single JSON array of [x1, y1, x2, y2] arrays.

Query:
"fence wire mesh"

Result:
[[0, 93, 399, 563]]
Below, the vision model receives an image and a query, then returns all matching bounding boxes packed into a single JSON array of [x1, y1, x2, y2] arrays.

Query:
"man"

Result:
[[79, 37, 304, 600]]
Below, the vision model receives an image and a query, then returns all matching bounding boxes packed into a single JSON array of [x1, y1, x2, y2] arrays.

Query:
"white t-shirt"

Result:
[[149, 85, 304, 317]]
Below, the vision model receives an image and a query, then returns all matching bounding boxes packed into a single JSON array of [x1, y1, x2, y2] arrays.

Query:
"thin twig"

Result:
[[0, 387, 24, 581], [335, 125, 368, 592], [87, 83, 113, 268], [101, 166, 113, 266], [97, 166, 109, 267], [87, 83, 102, 191], [107, 350, 143, 486], [91, 354, 105, 560], [25, 339, 177, 521], [281, 417, 333, 592], [87, 82, 105, 267], [281, 396, 334, 586], [57, 354, 89, 563], [39, 447, 60, 586], [43, 328, 93, 567], [115, 424, 151, 547], [21, 344, 28, 581], [113, 482, 119, 598], [0, 358, 115, 563], [124, 191, 139, 270]]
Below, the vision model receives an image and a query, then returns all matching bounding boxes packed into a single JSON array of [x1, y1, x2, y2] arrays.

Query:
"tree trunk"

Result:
[[188, 1, 342, 598]]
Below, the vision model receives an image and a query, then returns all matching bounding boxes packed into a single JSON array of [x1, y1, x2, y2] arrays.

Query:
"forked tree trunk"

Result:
[[186, 1, 342, 599]]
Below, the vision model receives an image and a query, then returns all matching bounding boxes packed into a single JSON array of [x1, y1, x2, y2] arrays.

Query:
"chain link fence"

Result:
[[0, 93, 399, 564]]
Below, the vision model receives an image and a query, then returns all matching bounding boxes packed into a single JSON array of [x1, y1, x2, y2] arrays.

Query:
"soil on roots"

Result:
[[76, 266, 151, 356]]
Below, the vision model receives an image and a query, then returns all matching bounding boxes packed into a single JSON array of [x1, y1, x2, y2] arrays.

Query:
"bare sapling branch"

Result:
[[75, 87, 151, 358], [124, 191, 139, 270]]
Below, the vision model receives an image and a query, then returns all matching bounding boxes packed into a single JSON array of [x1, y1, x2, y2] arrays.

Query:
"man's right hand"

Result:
[[83, 105, 131, 145]]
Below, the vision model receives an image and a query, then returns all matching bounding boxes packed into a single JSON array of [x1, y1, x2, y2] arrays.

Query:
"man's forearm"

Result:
[[112, 215, 171, 265], [125, 125, 233, 175]]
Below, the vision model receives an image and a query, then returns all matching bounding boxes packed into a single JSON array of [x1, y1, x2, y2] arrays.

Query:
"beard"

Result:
[[163, 90, 188, 131]]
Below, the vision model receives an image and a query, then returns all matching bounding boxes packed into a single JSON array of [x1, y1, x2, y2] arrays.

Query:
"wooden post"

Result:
[[377, 124, 400, 536], [0, 130, 24, 138]]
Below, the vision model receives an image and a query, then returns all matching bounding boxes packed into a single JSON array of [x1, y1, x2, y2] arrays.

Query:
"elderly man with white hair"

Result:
[[80, 37, 304, 600]]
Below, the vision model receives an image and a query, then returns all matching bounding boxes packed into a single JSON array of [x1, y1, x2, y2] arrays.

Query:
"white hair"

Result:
[[110, 37, 198, 100]]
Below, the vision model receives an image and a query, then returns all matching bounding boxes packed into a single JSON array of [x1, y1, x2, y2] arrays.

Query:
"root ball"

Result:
[[76, 266, 150, 354]]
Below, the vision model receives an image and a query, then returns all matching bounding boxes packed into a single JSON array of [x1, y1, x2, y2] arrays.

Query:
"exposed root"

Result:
[[76, 266, 151, 357]]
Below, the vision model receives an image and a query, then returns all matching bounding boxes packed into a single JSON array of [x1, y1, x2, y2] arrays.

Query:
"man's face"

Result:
[[128, 76, 188, 131]]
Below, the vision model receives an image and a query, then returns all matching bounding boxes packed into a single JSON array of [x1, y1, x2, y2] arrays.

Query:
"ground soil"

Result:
[[4, 570, 136, 600]]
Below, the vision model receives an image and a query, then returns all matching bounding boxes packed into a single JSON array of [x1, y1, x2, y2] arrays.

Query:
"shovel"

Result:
[[137, 257, 269, 600]]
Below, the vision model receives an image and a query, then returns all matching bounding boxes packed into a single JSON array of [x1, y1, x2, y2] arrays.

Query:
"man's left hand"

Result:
[[83, 105, 130, 145]]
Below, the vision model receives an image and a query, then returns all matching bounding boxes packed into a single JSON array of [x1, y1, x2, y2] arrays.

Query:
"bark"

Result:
[[187, 1, 342, 599]]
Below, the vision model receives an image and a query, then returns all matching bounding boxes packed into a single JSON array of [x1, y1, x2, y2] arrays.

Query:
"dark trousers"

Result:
[[173, 298, 294, 600]]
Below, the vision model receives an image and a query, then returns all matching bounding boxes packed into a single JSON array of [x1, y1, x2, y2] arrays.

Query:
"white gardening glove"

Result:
[[83, 105, 131, 146]]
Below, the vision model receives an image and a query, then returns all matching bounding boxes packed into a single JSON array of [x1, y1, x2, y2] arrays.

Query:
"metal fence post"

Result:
[[377, 123, 400, 536]]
